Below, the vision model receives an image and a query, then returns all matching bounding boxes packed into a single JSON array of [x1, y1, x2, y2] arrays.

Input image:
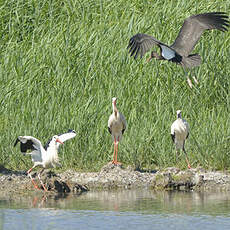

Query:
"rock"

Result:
[[72, 183, 89, 194]]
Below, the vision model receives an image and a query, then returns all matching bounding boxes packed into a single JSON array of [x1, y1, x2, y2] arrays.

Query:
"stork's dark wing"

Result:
[[14, 136, 41, 153], [171, 134, 175, 143], [122, 128, 126, 135], [14, 138, 35, 153], [186, 132, 189, 139], [120, 112, 127, 135], [127, 33, 164, 59], [108, 127, 112, 134], [171, 12, 229, 57]]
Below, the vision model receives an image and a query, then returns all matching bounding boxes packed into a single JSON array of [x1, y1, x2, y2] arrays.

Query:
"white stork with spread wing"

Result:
[[14, 129, 76, 191]]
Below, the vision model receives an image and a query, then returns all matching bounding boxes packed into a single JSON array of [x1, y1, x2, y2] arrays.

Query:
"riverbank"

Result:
[[1, 163, 230, 195]]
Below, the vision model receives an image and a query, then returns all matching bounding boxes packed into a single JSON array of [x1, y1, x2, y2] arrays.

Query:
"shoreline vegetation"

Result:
[[0, 0, 229, 175]]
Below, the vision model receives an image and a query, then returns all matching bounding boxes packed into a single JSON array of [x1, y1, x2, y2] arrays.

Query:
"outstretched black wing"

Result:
[[14, 138, 36, 153], [171, 12, 229, 56], [127, 33, 165, 59]]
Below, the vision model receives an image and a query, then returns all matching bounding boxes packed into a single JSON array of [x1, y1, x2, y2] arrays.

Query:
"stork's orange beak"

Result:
[[56, 138, 64, 144]]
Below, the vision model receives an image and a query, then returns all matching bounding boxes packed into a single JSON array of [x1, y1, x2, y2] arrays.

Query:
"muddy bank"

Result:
[[1, 163, 230, 195]]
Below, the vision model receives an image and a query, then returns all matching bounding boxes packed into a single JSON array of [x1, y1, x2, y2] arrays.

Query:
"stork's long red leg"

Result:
[[27, 168, 39, 189], [38, 169, 48, 192], [185, 156, 191, 169], [112, 137, 116, 164], [115, 142, 118, 164], [183, 147, 191, 169], [113, 137, 123, 165]]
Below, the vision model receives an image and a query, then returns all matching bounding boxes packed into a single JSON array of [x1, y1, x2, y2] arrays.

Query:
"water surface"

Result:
[[0, 190, 230, 230]]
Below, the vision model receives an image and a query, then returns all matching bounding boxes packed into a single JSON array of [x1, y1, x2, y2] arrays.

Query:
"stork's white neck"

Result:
[[112, 102, 118, 118], [160, 45, 175, 60], [46, 140, 58, 152]]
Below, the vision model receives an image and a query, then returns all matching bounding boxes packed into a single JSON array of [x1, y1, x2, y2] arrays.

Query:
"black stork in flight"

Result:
[[127, 12, 229, 87]]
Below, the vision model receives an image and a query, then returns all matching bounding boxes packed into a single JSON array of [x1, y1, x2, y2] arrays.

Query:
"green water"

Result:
[[0, 190, 230, 230]]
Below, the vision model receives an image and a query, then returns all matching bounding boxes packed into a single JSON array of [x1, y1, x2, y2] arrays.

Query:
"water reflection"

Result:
[[1, 190, 230, 230], [0, 189, 230, 216]]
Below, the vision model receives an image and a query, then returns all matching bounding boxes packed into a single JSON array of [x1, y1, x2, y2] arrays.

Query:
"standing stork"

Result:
[[127, 12, 229, 87], [108, 97, 127, 165], [14, 129, 76, 191], [171, 110, 191, 169]]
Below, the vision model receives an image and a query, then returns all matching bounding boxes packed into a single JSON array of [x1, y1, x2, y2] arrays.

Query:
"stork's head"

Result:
[[53, 135, 64, 145], [150, 51, 162, 60], [176, 110, 182, 118], [112, 97, 117, 106]]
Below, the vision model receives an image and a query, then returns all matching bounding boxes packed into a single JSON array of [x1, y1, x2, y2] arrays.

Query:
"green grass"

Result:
[[0, 0, 229, 171]]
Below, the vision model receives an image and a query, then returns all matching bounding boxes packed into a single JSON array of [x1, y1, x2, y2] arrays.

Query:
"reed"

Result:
[[0, 0, 229, 171]]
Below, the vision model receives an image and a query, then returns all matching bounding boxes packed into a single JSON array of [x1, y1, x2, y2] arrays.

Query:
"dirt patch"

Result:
[[1, 163, 230, 196]]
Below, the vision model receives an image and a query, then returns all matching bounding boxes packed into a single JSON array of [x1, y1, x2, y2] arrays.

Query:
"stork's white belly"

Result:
[[111, 121, 123, 134], [174, 127, 188, 149], [174, 128, 187, 139], [108, 109, 126, 143], [109, 119, 124, 142], [171, 117, 189, 150], [42, 148, 60, 168]]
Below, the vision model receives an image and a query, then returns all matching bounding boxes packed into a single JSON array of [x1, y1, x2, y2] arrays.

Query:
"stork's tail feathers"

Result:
[[181, 54, 201, 68]]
